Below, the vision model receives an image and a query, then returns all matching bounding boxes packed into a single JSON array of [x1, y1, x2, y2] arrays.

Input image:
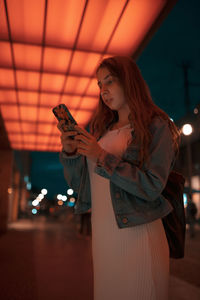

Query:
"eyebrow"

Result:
[[97, 73, 112, 86]]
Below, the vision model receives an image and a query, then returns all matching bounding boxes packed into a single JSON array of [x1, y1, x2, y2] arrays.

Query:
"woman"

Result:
[[58, 56, 180, 300]]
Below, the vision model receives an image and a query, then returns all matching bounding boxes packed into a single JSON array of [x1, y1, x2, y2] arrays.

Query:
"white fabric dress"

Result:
[[87, 125, 169, 300]]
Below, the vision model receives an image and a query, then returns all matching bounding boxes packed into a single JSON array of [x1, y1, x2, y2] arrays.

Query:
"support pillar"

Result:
[[0, 150, 13, 233], [0, 111, 13, 234]]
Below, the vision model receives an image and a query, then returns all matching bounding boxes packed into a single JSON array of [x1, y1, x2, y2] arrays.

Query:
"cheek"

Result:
[[118, 87, 125, 100]]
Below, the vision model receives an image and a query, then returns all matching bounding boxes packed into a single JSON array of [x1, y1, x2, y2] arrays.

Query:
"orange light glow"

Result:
[[43, 47, 72, 73], [64, 76, 91, 95], [0, 90, 16, 104], [18, 91, 38, 105], [4, 121, 21, 132], [21, 122, 36, 133], [14, 43, 42, 70], [0, 68, 15, 88], [0, 0, 170, 151], [16, 71, 40, 90], [1, 104, 19, 119], [0, 42, 12, 67], [41, 73, 65, 92]]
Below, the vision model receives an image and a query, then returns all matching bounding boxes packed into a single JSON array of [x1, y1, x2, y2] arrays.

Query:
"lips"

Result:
[[105, 98, 113, 105]]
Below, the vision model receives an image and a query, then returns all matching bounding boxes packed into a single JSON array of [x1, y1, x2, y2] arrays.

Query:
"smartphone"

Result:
[[52, 104, 77, 138]]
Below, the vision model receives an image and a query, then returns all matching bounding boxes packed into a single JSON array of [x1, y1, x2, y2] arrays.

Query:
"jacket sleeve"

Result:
[[95, 118, 176, 202], [59, 151, 84, 193]]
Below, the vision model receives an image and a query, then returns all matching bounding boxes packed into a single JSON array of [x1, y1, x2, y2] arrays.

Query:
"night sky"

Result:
[[137, 0, 200, 121]]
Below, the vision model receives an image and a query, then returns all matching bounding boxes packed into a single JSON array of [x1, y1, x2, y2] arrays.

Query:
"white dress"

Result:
[[87, 125, 169, 300]]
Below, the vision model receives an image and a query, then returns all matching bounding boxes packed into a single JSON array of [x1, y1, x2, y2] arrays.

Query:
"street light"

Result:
[[182, 123, 193, 135], [182, 123, 193, 200]]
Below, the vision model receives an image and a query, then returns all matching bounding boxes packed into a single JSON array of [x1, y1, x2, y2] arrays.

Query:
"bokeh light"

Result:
[[38, 193, 44, 200], [62, 195, 67, 201], [182, 124, 193, 136], [41, 188, 48, 195], [67, 188, 74, 195], [32, 199, 39, 206], [32, 208, 37, 214]]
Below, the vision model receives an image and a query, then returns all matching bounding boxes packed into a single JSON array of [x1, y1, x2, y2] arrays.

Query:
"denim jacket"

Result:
[[59, 117, 175, 229]]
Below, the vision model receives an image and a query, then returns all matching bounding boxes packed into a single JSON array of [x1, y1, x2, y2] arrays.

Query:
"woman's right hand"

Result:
[[57, 120, 78, 154]]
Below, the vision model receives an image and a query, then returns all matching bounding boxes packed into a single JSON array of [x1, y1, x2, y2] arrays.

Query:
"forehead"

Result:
[[96, 67, 111, 81]]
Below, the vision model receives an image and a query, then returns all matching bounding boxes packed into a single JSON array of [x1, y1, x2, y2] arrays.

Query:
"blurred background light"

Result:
[[41, 188, 48, 195], [61, 195, 67, 201], [67, 188, 74, 195], [32, 208, 37, 214], [26, 182, 32, 190], [183, 193, 187, 207], [32, 199, 39, 206], [38, 193, 44, 200], [69, 197, 76, 203], [8, 187, 12, 194], [57, 194, 62, 200], [182, 124, 193, 136], [57, 200, 63, 206]]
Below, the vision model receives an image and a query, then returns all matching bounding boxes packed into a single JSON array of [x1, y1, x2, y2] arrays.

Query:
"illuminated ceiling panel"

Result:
[[37, 123, 54, 135], [107, 0, 166, 54], [16, 71, 40, 90], [38, 107, 54, 122], [0, 42, 12, 67], [64, 76, 91, 94], [1, 104, 19, 119], [21, 122, 37, 133], [7, 0, 45, 43], [0, 0, 9, 39], [8, 133, 21, 143], [0, 90, 16, 104], [70, 51, 102, 77], [76, 0, 126, 52], [0, 68, 15, 87], [43, 48, 72, 73], [45, 0, 86, 47], [41, 73, 65, 92], [14, 43, 42, 70], [20, 106, 37, 121], [0, 0, 177, 152], [4, 120, 21, 132], [18, 91, 38, 105], [40, 93, 59, 106]]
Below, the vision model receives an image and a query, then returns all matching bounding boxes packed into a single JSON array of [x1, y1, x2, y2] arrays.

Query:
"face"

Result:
[[96, 67, 128, 112]]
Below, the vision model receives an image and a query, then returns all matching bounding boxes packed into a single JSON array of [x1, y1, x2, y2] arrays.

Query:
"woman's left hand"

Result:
[[74, 125, 103, 162]]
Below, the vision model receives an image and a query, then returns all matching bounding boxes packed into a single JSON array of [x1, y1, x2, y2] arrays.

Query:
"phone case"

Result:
[[52, 104, 77, 132]]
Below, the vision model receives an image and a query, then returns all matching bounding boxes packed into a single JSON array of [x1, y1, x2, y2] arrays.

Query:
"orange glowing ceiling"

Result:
[[0, 0, 176, 152]]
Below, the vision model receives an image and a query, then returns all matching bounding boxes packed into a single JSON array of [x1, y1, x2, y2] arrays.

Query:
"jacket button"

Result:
[[115, 192, 120, 198], [122, 217, 128, 224]]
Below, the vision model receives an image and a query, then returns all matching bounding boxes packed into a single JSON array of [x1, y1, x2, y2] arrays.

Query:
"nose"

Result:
[[100, 84, 108, 97]]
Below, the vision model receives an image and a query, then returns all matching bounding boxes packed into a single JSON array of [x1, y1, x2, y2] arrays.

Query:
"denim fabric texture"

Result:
[[59, 117, 175, 229]]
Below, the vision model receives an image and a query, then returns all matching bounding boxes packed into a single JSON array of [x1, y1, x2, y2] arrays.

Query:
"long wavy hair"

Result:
[[90, 56, 180, 167]]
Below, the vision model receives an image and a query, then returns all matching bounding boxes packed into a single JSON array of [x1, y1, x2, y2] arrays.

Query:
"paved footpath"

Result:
[[0, 214, 199, 300], [169, 225, 200, 300]]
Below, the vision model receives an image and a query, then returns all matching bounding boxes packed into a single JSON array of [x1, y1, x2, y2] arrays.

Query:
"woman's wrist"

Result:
[[96, 148, 106, 166]]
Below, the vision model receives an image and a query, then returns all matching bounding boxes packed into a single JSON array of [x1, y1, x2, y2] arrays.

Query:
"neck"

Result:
[[110, 114, 130, 130], [117, 108, 130, 125]]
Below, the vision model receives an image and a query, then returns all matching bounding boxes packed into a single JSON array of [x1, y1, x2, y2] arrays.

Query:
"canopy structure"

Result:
[[0, 0, 177, 152]]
